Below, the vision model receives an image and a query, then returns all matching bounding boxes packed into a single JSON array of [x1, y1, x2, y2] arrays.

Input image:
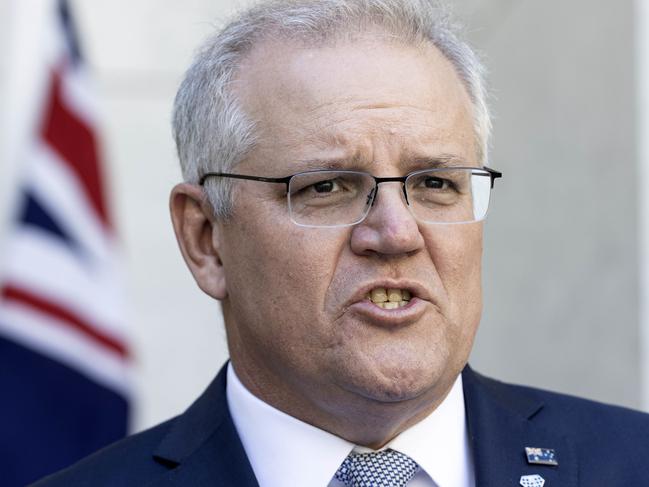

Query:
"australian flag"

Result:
[[0, 1, 130, 485]]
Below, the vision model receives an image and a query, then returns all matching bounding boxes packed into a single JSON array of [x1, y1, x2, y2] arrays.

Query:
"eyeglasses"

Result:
[[200, 166, 502, 228]]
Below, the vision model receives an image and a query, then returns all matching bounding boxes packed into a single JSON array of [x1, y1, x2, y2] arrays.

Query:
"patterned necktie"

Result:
[[334, 448, 420, 487]]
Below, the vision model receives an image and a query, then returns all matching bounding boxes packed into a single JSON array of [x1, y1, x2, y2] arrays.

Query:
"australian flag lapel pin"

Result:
[[525, 447, 558, 466]]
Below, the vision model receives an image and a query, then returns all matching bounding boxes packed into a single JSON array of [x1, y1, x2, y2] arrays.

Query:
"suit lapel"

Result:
[[463, 367, 578, 486], [147, 365, 259, 487]]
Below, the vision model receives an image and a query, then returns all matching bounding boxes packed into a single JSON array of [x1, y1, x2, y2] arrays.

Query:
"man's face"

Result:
[[214, 37, 482, 424]]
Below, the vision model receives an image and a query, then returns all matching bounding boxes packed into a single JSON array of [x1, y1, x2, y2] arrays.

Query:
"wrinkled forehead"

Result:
[[236, 32, 468, 111], [232, 35, 476, 170]]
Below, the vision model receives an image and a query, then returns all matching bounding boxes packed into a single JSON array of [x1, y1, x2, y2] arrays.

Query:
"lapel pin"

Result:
[[520, 474, 545, 487], [525, 447, 558, 466]]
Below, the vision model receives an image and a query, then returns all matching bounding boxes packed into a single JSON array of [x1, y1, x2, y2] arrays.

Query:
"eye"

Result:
[[424, 177, 442, 189], [423, 177, 452, 190], [312, 179, 338, 193]]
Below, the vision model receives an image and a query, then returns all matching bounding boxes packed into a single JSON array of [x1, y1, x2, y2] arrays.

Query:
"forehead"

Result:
[[234, 36, 477, 171]]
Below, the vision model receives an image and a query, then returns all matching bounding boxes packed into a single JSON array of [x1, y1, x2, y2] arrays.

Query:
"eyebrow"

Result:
[[407, 154, 469, 168], [293, 153, 469, 173], [293, 155, 363, 172]]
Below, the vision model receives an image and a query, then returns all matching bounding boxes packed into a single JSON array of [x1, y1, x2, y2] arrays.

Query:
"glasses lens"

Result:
[[288, 171, 375, 227], [406, 168, 492, 223]]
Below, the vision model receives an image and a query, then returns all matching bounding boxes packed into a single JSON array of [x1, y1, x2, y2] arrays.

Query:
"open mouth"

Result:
[[365, 288, 412, 309]]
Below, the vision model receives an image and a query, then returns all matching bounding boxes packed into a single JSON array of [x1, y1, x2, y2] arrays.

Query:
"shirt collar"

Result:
[[226, 363, 472, 487], [226, 364, 353, 486], [388, 375, 473, 487]]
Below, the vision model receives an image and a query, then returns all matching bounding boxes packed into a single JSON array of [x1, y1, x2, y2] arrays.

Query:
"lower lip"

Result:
[[347, 297, 427, 326]]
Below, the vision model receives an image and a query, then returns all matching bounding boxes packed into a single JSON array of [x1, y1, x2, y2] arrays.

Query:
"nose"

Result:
[[350, 182, 425, 256]]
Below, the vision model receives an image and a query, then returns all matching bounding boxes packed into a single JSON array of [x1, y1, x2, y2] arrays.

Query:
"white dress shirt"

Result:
[[226, 364, 475, 487]]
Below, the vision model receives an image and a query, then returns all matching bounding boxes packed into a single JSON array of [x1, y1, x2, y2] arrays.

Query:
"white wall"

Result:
[[636, 0, 649, 410]]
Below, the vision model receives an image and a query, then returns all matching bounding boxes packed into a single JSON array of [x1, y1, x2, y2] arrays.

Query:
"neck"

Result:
[[229, 356, 457, 449]]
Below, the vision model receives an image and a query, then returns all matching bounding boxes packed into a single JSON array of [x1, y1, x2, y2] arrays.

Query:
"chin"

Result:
[[347, 359, 446, 404]]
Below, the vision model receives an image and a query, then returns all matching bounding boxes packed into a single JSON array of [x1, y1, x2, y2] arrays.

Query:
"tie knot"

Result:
[[335, 448, 420, 487]]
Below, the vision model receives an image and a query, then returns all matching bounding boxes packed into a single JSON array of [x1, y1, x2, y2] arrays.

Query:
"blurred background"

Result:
[[1, 0, 648, 483]]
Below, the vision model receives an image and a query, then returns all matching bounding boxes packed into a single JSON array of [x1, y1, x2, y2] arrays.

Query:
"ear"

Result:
[[170, 183, 227, 300]]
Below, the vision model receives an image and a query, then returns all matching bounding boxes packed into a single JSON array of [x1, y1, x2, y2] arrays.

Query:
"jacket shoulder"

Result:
[[463, 368, 649, 484], [474, 371, 649, 469], [31, 417, 178, 486]]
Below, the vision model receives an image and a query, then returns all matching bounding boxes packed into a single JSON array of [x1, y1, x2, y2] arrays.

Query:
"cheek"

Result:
[[428, 222, 482, 271], [222, 212, 345, 326], [424, 224, 483, 315], [273, 229, 343, 299]]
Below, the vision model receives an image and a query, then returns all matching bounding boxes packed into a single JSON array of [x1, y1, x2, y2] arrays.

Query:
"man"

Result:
[[35, 0, 649, 486]]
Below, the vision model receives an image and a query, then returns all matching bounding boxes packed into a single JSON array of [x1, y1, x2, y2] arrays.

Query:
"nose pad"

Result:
[[401, 183, 409, 205], [366, 183, 409, 207], [366, 187, 377, 207]]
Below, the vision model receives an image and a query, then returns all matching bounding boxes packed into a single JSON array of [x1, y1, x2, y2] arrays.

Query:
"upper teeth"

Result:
[[367, 288, 411, 309]]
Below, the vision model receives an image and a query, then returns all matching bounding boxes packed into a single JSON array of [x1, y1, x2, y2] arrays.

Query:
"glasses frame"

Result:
[[199, 166, 503, 227]]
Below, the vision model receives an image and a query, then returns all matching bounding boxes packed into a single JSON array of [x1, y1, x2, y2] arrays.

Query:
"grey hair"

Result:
[[172, 0, 491, 218]]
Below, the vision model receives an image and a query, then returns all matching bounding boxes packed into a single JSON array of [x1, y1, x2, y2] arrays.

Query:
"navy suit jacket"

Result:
[[33, 364, 649, 486]]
